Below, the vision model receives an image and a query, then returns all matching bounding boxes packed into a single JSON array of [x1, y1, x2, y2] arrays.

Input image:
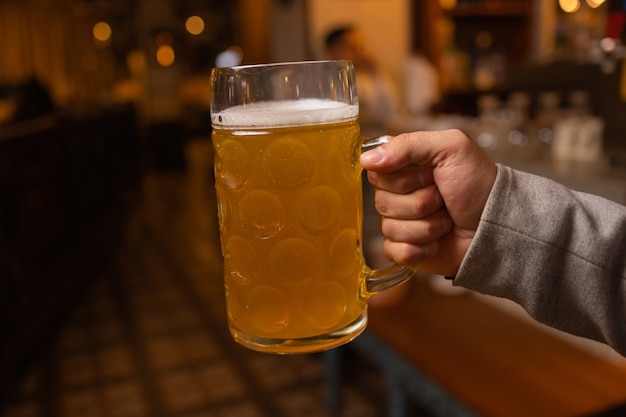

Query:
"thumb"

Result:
[[360, 131, 448, 173]]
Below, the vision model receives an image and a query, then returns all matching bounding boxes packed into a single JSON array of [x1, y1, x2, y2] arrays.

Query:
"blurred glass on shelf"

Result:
[[553, 90, 605, 164], [469, 88, 606, 170], [471, 92, 535, 159], [471, 94, 509, 156], [535, 91, 562, 146]]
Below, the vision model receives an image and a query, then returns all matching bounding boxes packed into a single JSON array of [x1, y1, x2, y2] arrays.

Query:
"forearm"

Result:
[[455, 164, 626, 356]]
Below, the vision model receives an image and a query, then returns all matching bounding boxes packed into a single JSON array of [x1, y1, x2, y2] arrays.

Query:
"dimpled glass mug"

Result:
[[210, 60, 414, 354]]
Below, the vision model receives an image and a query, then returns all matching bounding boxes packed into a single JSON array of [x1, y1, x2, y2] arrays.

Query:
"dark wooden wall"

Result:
[[0, 106, 140, 401]]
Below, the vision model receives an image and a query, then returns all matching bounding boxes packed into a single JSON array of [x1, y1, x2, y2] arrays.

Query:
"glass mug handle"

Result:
[[360, 135, 416, 295]]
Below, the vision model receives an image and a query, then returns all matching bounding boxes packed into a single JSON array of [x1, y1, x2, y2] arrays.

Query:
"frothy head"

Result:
[[211, 99, 359, 128]]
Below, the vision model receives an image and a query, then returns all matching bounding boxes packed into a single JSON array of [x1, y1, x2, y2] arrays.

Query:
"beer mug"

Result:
[[210, 60, 414, 354]]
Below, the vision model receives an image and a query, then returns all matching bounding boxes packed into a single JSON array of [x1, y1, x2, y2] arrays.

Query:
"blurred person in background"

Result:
[[325, 25, 402, 138], [405, 50, 441, 116]]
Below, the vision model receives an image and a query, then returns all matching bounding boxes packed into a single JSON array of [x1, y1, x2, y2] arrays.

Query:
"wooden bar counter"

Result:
[[358, 277, 626, 417]]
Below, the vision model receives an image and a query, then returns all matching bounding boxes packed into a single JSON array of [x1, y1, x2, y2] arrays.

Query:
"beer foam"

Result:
[[212, 99, 358, 128]]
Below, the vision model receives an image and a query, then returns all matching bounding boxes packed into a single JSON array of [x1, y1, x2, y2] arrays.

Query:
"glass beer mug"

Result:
[[210, 60, 414, 354]]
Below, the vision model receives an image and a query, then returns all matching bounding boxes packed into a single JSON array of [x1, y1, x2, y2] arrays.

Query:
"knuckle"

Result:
[[380, 218, 394, 237], [374, 194, 389, 215], [394, 242, 431, 265]]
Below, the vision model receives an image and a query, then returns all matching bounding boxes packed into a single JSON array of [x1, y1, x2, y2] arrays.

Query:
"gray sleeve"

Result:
[[454, 164, 626, 356]]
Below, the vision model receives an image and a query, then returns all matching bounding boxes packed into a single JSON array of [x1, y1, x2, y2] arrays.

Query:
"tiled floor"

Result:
[[1, 138, 393, 417]]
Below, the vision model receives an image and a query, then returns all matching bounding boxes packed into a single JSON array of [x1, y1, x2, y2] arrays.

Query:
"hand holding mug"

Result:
[[360, 130, 497, 278]]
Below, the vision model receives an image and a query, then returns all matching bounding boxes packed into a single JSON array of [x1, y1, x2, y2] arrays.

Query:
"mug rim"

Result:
[[214, 59, 353, 72]]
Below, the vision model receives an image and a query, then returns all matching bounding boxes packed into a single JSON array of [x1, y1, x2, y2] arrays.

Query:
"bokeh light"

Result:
[[586, 0, 605, 8], [156, 45, 175, 67], [559, 0, 581, 13], [216, 46, 243, 67], [126, 50, 146, 75], [93, 21, 112, 42], [185, 16, 205, 35], [600, 37, 617, 53]]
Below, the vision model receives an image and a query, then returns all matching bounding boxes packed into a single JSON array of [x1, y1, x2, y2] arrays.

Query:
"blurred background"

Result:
[[2, 0, 626, 416]]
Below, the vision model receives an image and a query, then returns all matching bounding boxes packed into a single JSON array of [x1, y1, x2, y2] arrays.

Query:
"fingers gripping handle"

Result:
[[360, 135, 416, 296]]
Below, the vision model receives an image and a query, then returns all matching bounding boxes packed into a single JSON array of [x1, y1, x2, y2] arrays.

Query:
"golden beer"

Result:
[[213, 100, 367, 353]]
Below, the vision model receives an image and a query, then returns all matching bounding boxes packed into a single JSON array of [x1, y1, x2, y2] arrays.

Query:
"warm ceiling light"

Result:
[[586, 0, 605, 8], [559, 0, 580, 13], [186, 16, 205, 35], [156, 45, 175, 67], [93, 21, 112, 42]]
